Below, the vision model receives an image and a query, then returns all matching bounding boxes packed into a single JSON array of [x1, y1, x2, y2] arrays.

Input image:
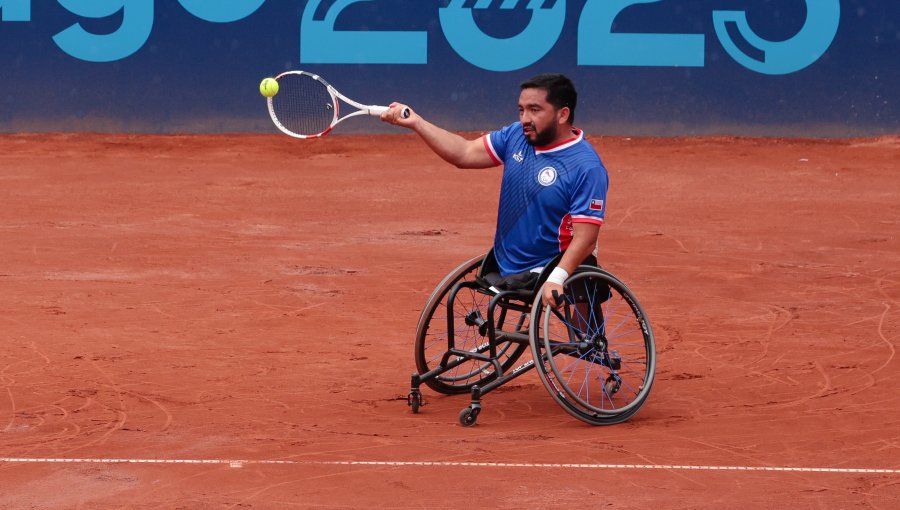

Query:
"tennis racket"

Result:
[[266, 70, 409, 139]]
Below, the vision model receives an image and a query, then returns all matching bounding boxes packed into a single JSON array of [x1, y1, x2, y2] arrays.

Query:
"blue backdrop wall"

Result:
[[0, 0, 897, 136]]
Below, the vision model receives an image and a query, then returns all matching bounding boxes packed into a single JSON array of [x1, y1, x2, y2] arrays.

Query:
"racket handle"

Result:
[[369, 105, 411, 118]]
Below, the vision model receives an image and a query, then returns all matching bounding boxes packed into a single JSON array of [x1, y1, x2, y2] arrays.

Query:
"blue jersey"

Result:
[[483, 123, 608, 276]]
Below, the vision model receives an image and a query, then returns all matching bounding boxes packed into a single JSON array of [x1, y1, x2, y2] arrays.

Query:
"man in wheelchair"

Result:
[[383, 75, 654, 427], [381, 73, 608, 304]]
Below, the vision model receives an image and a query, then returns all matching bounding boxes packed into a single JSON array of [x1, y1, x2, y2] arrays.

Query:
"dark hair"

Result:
[[520, 73, 577, 124]]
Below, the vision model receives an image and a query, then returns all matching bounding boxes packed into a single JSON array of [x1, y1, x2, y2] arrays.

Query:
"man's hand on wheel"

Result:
[[542, 282, 563, 308]]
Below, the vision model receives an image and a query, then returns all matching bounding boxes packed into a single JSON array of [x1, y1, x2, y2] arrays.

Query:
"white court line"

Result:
[[1, 458, 898, 474]]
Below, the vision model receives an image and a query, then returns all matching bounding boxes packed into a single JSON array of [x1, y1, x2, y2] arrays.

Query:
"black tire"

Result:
[[529, 268, 655, 425], [408, 392, 421, 413], [414, 254, 529, 394], [458, 406, 479, 427]]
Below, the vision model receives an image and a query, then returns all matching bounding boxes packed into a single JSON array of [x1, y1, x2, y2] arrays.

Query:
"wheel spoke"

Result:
[[415, 255, 530, 395], [531, 269, 655, 424]]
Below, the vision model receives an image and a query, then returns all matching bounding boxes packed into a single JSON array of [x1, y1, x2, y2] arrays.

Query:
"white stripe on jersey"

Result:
[[482, 135, 502, 166], [571, 214, 604, 225], [535, 129, 585, 155]]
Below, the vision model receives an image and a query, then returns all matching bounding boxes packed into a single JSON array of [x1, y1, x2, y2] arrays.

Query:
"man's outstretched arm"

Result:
[[381, 103, 496, 169]]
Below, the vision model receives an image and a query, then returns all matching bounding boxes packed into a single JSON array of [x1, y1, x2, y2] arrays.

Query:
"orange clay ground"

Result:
[[0, 133, 898, 508]]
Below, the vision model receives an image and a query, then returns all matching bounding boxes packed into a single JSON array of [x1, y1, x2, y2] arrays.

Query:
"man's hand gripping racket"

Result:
[[266, 70, 409, 139]]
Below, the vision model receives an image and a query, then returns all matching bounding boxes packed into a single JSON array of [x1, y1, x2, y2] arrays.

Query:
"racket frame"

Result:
[[267, 70, 389, 139]]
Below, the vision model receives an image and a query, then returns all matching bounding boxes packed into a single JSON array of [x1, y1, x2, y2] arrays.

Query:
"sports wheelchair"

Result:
[[407, 250, 656, 426]]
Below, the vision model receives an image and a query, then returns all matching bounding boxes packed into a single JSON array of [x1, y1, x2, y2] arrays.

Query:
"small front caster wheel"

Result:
[[459, 406, 480, 427], [408, 391, 422, 413]]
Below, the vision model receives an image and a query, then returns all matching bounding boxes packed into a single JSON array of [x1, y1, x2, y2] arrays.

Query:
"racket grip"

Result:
[[370, 105, 411, 118]]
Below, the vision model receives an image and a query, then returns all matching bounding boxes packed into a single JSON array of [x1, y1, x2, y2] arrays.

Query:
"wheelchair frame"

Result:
[[408, 251, 656, 426]]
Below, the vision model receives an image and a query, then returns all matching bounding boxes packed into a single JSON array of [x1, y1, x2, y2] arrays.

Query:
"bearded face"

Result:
[[518, 87, 568, 147]]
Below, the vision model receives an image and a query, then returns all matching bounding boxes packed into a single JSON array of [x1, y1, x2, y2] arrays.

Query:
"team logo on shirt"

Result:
[[537, 166, 557, 186], [513, 151, 524, 162], [590, 199, 604, 211]]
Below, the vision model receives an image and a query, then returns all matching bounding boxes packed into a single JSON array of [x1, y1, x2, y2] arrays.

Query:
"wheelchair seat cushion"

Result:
[[482, 269, 540, 292]]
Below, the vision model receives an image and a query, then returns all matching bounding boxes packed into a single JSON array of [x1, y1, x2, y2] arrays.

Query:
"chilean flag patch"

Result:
[[590, 199, 604, 211]]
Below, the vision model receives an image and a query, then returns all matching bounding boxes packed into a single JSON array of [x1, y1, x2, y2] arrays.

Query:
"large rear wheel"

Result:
[[530, 269, 655, 424], [414, 255, 529, 394]]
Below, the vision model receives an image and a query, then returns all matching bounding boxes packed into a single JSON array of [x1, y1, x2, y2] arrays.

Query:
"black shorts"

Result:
[[482, 255, 599, 292]]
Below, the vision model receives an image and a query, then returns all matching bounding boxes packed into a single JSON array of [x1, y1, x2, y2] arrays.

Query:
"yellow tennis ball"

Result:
[[259, 77, 279, 98]]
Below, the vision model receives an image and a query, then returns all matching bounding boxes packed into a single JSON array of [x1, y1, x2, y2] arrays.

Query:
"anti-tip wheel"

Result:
[[604, 375, 621, 396]]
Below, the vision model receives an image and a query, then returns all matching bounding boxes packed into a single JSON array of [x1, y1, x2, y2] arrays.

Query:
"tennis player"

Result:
[[381, 73, 609, 306]]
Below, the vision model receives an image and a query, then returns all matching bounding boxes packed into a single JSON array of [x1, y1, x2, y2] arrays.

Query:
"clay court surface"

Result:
[[0, 132, 898, 508]]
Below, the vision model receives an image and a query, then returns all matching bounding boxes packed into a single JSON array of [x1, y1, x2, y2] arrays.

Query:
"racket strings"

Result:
[[271, 73, 335, 137]]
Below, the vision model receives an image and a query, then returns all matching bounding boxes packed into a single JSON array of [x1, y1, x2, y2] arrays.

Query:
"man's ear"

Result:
[[557, 106, 571, 125]]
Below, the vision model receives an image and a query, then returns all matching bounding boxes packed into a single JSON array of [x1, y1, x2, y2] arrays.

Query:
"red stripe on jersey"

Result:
[[571, 216, 604, 226], [482, 135, 502, 166], [557, 213, 574, 251]]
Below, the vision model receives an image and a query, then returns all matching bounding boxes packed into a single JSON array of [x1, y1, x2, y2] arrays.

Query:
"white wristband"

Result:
[[546, 267, 569, 286]]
